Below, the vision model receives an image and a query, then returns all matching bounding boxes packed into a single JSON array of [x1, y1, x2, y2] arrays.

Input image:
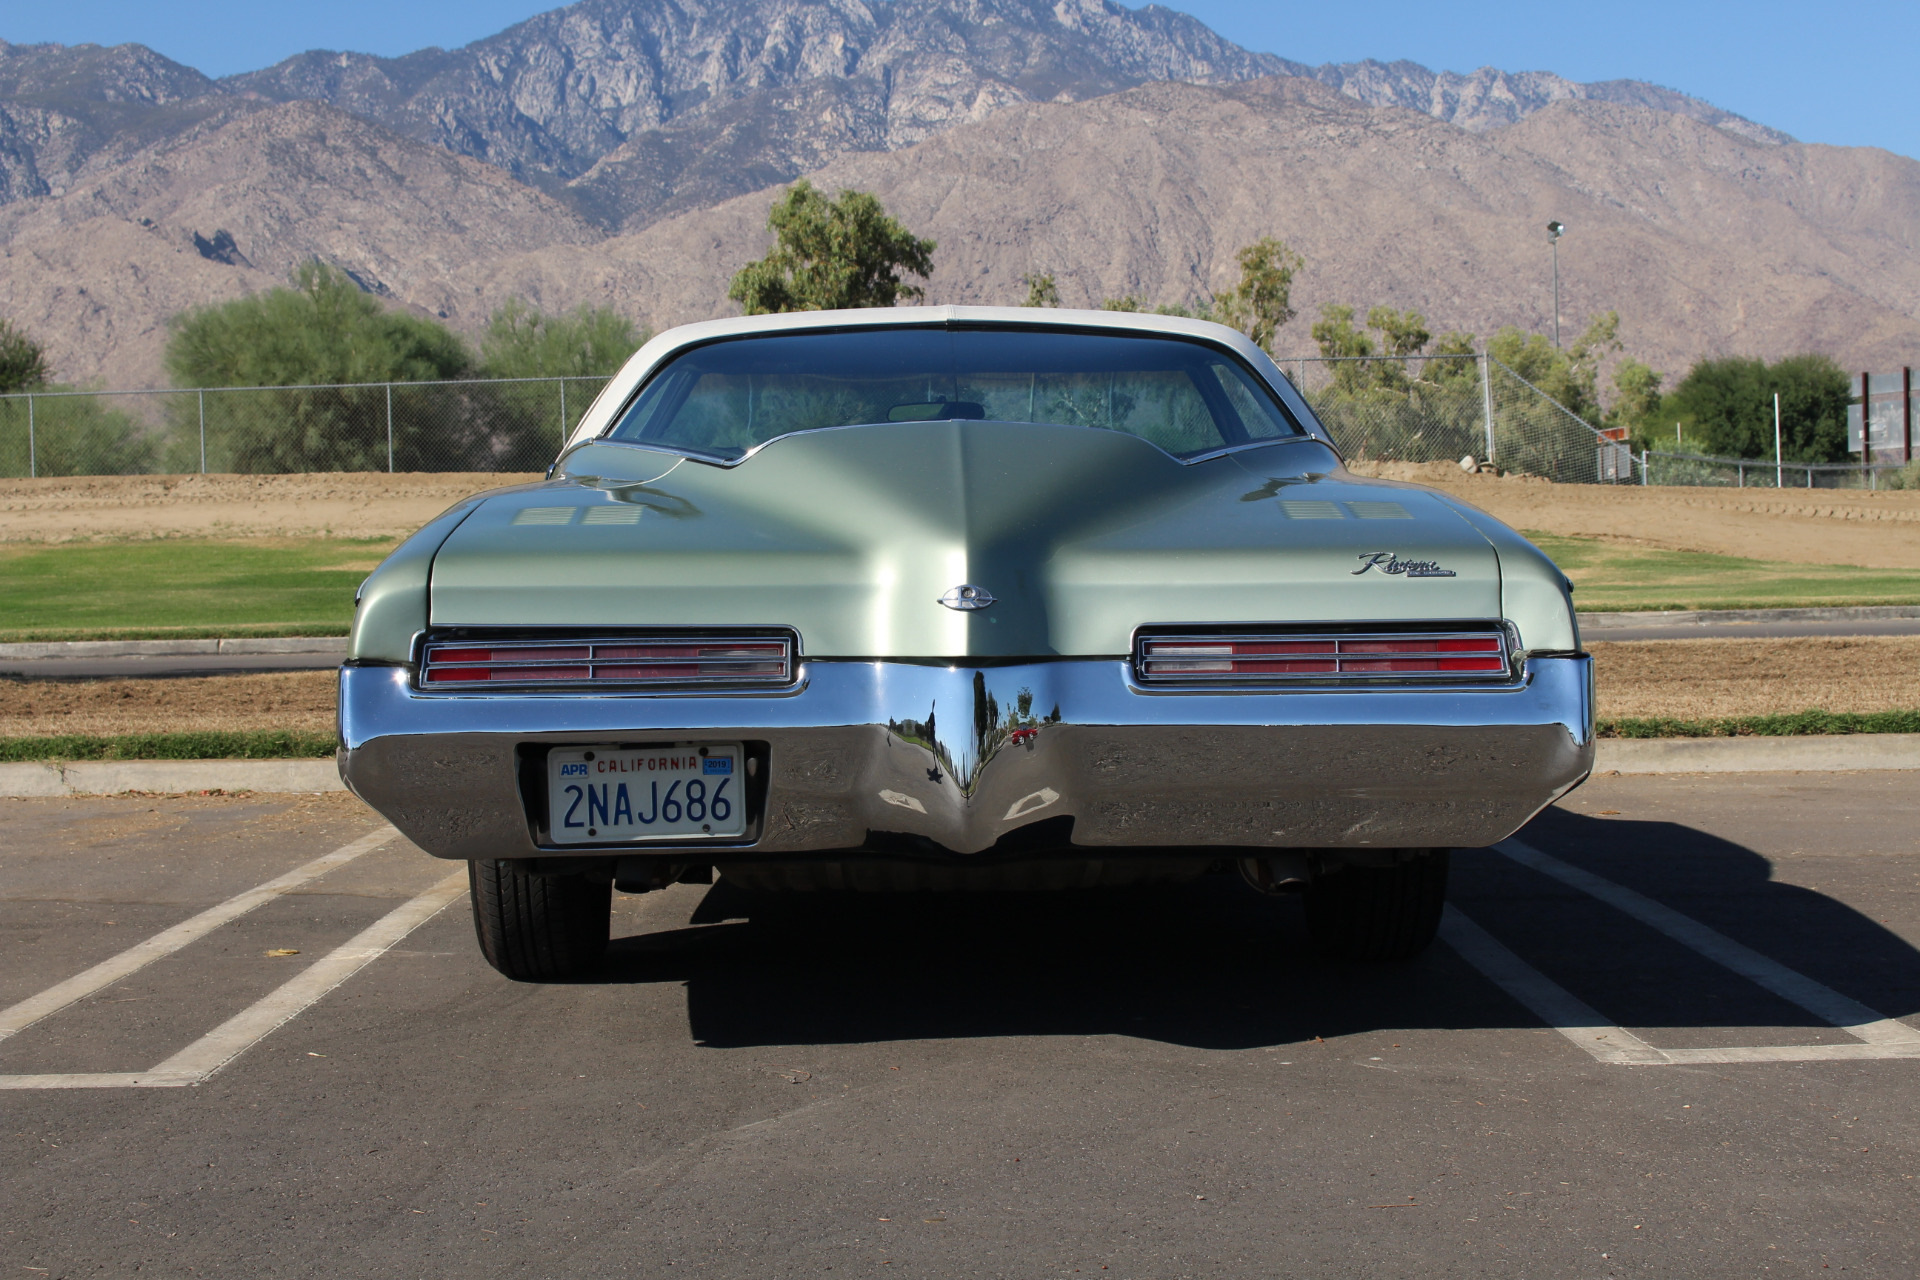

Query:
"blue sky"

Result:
[[8, 1, 1917, 159]]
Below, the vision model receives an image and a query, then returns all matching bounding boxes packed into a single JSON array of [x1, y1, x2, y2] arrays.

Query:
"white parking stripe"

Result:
[[1439, 906, 1669, 1065], [0, 869, 466, 1090], [0, 826, 398, 1044], [1494, 839, 1920, 1049], [146, 870, 467, 1082]]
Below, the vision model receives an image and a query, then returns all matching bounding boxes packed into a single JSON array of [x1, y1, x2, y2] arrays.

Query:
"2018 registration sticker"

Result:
[[547, 744, 746, 843]]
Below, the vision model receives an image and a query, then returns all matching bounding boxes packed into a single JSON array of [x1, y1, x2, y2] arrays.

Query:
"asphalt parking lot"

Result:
[[4, 773, 1919, 1278]]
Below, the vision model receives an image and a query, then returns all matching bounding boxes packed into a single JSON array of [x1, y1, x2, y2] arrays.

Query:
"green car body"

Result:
[[340, 308, 1591, 888]]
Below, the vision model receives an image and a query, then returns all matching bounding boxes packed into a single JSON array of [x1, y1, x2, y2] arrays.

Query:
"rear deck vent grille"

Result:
[[1136, 628, 1511, 684], [420, 635, 794, 689]]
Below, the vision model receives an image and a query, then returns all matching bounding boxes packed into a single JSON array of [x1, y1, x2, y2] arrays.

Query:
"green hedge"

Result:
[[0, 731, 336, 762], [1598, 710, 1920, 739]]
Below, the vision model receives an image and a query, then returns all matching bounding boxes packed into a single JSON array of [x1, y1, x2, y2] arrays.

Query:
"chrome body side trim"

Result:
[[337, 655, 1594, 861]]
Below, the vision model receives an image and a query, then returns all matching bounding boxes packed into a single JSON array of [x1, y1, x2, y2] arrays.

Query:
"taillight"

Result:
[[1135, 630, 1510, 683], [420, 636, 794, 688]]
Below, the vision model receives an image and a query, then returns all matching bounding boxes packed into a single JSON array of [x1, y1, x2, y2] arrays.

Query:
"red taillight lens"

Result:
[[1137, 631, 1510, 682], [420, 636, 794, 689]]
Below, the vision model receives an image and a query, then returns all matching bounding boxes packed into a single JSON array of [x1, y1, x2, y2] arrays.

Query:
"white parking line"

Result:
[[1437, 907, 1668, 1066], [1495, 839, 1920, 1052], [1441, 840, 1920, 1066], [0, 869, 466, 1090], [0, 826, 398, 1044]]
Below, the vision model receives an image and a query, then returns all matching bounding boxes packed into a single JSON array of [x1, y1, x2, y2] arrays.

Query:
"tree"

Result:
[[1212, 237, 1303, 353], [1649, 354, 1849, 461], [1310, 305, 1372, 360], [1606, 358, 1663, 436], [1021, 272, 1060, 309], [167, 261, 472, 389], [165, 263, 475, 473], [1486, 312, 1620, 424], [1425, 330, 1481, 389], [0, 318, 50, 393], [478, 299, 647, 379], [728, 180, 936, 314], [1366, 307, 1431, 359]]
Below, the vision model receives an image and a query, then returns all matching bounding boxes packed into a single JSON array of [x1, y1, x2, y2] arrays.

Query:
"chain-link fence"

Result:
[[3, 362, 1905, 489], [1635, 449, 1914, 490], [0, 376, 612, 478], [1274, 353, 1638, 484]]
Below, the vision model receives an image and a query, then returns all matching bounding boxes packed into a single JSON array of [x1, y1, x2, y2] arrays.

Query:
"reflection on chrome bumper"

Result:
[[337, 656, 1594, 860]]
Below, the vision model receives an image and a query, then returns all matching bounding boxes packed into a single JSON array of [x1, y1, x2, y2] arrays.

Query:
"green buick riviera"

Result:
[[338, 308, 1593, 979]]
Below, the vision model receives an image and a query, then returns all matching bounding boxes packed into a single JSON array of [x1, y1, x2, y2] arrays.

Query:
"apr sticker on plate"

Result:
[[547, 744, 745, 844]]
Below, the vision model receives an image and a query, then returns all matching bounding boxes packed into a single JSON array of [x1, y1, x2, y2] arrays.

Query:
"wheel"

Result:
[[468, 859, 611, 981], [1302, 849, 1449, 962]]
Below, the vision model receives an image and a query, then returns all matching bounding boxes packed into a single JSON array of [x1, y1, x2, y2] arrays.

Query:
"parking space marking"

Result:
[[1438, 907, 1669, 1066], [1494, 839, 1920, 1050], [0, 868, 465, 1091], [0, 825, 398, 1045], [1443, 840, 1920, 1066]]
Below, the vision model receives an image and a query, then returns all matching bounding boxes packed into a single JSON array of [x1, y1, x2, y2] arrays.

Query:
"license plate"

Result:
[[547, 744, 746, 844]]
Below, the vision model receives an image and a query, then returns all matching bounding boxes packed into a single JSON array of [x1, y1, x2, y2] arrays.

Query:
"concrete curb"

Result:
[[1580, 605, 1920, 631], [0, 760, 343, 796], [1595, 733, 1920, 774], [5, 737, 1919, 797], [0, 637, 348, 660]]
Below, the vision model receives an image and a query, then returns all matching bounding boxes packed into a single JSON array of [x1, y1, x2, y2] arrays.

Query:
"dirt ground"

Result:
[[0, 671, 338, 736], [1587, 637, 1920, 720], [4, 639, 1915, 736], [1348, 461, 1920, 569], [6, 469, 1920, 568], [0, 473, 540, 543]]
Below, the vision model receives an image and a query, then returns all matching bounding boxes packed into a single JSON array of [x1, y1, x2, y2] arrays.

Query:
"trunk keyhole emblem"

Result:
[[938, 585, 995, 611]]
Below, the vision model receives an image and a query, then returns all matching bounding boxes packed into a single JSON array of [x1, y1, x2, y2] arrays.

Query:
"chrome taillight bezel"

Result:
[[415, 630, 798, 692], [1133, 623, 1518, 686]]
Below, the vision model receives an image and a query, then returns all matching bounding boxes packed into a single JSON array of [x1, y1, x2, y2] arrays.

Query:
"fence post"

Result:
[[26, 393, 34, 479], [385, 383, 394, 474], [1479, 353, 1495, 463], [1640, 449, 1648, 486], [198, 389, 206, 474], [559, 379, 568, 445]]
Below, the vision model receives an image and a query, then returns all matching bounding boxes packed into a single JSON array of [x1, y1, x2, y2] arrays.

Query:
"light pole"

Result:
[[1546, 220, 1566, 348]]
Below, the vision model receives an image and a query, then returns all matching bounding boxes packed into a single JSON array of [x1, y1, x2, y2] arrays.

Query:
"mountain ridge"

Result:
[[1, 73, 1910, 393], [0, 0, 1794, 230]]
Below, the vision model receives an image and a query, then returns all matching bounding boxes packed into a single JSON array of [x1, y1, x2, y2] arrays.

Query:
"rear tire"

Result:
[[1303, 849, 1449, 962], [469, 859, 611, 981]]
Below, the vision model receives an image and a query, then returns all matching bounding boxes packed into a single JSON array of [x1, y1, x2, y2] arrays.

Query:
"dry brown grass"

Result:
[[5, 637, 1916, 736], [1591, 637, 1920, 720], [0, 671, 336, 737]]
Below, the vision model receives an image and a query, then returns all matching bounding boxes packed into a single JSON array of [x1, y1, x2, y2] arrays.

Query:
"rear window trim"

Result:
[[590, 321, 1311, 468]]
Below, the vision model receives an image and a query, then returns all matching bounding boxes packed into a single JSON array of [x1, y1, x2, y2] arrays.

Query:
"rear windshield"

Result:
[[604, 328, 1303, 461]]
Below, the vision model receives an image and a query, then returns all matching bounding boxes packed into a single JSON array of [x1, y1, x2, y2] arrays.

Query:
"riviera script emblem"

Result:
[[938, 584, 996, 611], [1353, 552, 1458, 578]]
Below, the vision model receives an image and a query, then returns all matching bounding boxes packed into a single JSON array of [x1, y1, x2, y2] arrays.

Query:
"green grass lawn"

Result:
[[1528, 534, 1920, 613], [0, 539, 394, 641]]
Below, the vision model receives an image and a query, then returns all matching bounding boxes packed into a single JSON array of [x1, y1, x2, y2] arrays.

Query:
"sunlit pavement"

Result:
[[4, 773, 1918, 1277]]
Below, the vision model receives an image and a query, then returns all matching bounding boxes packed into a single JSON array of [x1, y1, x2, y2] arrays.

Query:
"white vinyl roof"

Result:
[[563, 305, 1328, 451]]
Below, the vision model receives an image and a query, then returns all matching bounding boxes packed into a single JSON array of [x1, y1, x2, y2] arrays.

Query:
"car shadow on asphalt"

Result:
[[579, 810, 1920, 1051]]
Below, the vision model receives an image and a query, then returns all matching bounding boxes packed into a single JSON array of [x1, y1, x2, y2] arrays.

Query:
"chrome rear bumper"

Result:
[[336, 655, 1593, 860]]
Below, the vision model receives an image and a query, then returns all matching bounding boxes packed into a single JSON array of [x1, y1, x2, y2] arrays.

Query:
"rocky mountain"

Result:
[[0, 0, 1791, 233], [2, 71, 1911, 392], [448, 78, 1919, 379], [0, 40, 255, 203], [1306, 61, 1793, 146], [0, 100, 594, 385]]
